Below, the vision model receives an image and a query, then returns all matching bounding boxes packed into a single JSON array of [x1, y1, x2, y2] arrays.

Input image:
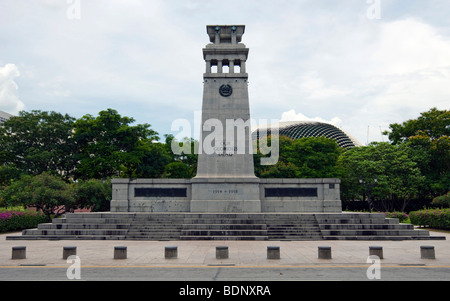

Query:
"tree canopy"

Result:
[[383, 107, 449, 196], [0, 107, 448, 214]]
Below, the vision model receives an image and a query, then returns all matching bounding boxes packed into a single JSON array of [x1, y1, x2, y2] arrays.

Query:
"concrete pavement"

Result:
[[1, 231, 449, 269]]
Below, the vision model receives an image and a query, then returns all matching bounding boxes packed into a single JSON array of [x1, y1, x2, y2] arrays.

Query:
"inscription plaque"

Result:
[[135, 188, 187, 198], [265, 187, 318, 197]]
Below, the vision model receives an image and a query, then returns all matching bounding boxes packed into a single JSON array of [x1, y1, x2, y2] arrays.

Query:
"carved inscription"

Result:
[[209, 189, 239, 194], [215, 140, 237, 157]]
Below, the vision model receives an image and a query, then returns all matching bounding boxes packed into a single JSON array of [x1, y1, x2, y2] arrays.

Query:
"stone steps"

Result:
[[5, 212, 445, 241], [179, 235, 269, 241]]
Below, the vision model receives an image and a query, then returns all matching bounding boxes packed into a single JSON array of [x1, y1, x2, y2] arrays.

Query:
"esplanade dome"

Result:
[[253, 121, 362, 149]]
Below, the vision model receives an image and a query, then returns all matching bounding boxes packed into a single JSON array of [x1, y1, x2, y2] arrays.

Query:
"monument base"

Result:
[[110, 178, 342, 213], [190, 177, 261, 213]]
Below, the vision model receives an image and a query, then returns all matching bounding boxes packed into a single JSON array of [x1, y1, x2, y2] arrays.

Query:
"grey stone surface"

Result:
[[7, 212, 445, 241], [62, 246, 76, 259], [114, 246, 127, 259], [11, 246, 26, 259], [216, 246, 229, 259], [318, 246, 332, 259], [165, 246, 178, 259], [267, 246, 280, 259], [369, 246, 384, 259], [420, 245, 436, 259]]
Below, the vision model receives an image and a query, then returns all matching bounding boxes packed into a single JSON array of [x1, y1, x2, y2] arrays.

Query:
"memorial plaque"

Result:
[[264, 187, 318, 197], [135, 188, 187, 198]]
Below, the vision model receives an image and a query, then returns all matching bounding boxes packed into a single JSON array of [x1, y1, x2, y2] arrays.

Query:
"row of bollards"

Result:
[[10, 245, 438, 260]]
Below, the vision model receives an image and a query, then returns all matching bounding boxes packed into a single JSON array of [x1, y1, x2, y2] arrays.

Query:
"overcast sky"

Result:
[[1, 0, 449, 145]]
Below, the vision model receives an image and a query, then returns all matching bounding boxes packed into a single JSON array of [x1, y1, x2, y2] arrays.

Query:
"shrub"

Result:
[[384, 211, 409, 223], [431, 192, 450, 208], [0, 172, 74, 221], [409, 208, 450, 230], [0, 209, 46, 233]]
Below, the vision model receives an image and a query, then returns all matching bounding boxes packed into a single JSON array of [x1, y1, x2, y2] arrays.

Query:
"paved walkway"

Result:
[[1, 231, 449, 268]]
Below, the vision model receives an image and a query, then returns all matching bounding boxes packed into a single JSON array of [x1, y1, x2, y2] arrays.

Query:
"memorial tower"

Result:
[[191, 25, 261, 212]]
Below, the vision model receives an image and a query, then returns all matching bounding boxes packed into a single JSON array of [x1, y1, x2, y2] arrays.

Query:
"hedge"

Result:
[[0, 210, 47, 233], [431, 192, 450, 208], [409, 208, 450, 230], [384, 211, 409, 223]]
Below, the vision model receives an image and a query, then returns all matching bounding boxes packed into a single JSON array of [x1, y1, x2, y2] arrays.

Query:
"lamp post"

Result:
[[359, 176, 378, 213]]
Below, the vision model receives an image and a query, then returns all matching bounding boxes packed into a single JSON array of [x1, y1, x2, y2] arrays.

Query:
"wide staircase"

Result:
[[5, 212, 445, 241]]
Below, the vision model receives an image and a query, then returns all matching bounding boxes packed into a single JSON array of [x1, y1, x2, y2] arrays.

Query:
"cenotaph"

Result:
[[110, 25, 342, 214]]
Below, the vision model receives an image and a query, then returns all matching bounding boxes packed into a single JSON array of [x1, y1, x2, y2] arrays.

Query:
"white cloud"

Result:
[[0, 64, 25, 114], [280, 109, 342, 126]]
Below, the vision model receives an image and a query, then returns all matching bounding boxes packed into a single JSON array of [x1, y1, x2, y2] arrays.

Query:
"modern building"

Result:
[[253, 121, 362, 149], [0, 110, 14, 124]]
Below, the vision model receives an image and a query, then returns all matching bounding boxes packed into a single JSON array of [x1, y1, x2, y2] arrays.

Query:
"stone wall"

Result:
[[110, 178, 342, 213]]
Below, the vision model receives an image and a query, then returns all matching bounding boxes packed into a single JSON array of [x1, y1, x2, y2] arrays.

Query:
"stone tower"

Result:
[[191, 25, 261, 212]]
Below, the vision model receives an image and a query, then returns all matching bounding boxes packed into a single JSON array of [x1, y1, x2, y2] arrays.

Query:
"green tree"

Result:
[[163, 134, 198, 178], [0, 110, 77, 179], [0, 173, 75, 221], [73, 178, 112, 212], [73, 109, 159, 179], [338, 142, 425, 212], [255, 136, 341, 179], [383, 107, 450, 196], [133, 141, 172, 178]]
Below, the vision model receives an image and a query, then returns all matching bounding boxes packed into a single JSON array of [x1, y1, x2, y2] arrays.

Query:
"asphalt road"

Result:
[[1, 265, 449, 281]]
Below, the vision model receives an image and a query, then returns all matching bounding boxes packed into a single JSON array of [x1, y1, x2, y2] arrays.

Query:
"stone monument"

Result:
[[110, 25, 342, 214], [191, 25, 261, 212]]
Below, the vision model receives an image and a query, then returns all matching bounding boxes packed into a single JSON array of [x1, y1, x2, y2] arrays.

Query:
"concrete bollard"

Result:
[[267, 246, 280, 259], [318, 246, 332, 259], [369, 246, 384, 259], [420, 246, 435, 259], [114, 246, 127, 259], [216, 246, 229, 259], [63, 246, 77, 259], [165, 246, 178, 259], [11, 246, 26, 260]]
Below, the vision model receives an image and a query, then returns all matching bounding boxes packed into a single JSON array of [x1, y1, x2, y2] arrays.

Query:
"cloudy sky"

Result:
[[1, 0, 449, 145]]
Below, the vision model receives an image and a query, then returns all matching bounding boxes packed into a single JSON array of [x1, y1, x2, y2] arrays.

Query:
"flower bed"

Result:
[[0, 209, 47, 233], [409, 208, 450, 230]]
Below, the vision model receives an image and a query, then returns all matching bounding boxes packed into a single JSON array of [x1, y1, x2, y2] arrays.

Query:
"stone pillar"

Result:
[[240, 60, 246, 73], [231, 27, 237, 44], [215, 28, 220, 44], [420, 246, 435, 259], [206, 60, 211, 74], [229, 60, 234, 74], [369, 246, 383, 259], [165, 246, 178, 259], [114, 246, 127, 259], [217, 60, 223, 73], [318, 246, 332, 259], [63, 246, 77, 259], [267, 246, 280, 259], [216, 246, 229, 259], [11, 246, 26, 260]]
